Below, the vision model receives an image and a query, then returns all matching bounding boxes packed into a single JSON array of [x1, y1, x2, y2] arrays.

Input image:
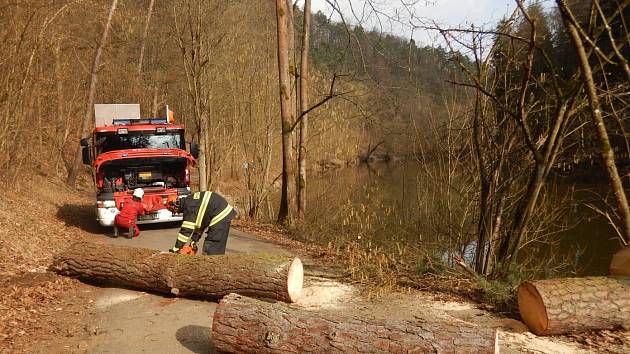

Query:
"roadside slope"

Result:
[[0, 176, 99, 353]]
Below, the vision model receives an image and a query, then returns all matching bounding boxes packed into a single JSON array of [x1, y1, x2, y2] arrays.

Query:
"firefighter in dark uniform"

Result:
[[168, 191, 236, 255]]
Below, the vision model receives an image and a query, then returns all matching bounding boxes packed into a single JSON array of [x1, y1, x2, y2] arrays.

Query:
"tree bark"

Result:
[[137, 0, 155, 76], [286, 0, 299, 176], [557, 0, 630, 245], [297, 0, 311, 220], [212, 293, 498, 353], [67, 0, 118, 186], [496, 164, 545, 266], [286, 0, 297, 134], [610, 247, 630, 276], [518, 277, 630, 335], [473, 91, 491, 274], [151, 85, 158, 117], [198, 111, 209, 190], [53, 242, 303, 303], [276, 0, 297, 225], [53, 40, 66, 173]]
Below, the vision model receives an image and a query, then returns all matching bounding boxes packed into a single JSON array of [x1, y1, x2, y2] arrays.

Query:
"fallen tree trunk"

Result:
[[52, 242, 303, 302], [518, 277, 630, 335], [610, 247, 630, 276], [212, 293, 498, 353]]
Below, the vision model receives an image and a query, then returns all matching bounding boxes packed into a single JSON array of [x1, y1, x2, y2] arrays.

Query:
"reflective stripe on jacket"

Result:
[[174, 191, 235, 249]]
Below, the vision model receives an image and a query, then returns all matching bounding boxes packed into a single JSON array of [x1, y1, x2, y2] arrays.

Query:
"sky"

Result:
[[308, 0, 527, 45]]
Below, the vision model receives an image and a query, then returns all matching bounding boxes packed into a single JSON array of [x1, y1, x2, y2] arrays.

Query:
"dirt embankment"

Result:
[[0, 177, 98, 353]]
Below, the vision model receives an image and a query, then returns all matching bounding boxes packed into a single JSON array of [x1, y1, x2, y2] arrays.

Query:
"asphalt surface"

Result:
[[85, 222, 292, 354], [106, 222, 292, 256]]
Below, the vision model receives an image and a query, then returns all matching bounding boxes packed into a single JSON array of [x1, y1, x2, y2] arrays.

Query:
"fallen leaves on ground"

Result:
[[0, 274, 92, 353], [0, 176, 98, 353]]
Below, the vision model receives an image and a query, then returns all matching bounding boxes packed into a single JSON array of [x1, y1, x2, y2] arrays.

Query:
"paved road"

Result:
[[106, 222, 292, 256], [86, 222, 292, 354]]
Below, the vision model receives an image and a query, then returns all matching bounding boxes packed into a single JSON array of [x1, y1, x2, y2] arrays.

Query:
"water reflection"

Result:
[[305, 162, 621, 276], [442, 241, 477, 268]]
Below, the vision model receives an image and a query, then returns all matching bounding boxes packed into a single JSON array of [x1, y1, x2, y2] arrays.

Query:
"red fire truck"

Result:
[[81, 104, 198, 228]]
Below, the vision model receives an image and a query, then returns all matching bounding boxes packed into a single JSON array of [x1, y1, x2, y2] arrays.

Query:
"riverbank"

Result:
[[233, 218, 630, 353], [217, 162, 625, 306]]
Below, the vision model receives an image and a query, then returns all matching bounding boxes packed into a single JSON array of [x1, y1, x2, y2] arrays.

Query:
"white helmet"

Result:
[[132, 188, 144, 199]]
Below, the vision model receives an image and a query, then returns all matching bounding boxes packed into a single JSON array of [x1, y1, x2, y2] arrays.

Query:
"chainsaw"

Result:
[[179, 240, 198, 255]]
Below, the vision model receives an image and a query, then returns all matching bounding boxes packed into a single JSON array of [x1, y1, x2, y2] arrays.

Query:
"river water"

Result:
[[306, 162, 622, 276]]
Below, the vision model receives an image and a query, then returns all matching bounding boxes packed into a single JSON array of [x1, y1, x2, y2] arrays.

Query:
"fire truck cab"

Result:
[[81, 104, 197, 227]]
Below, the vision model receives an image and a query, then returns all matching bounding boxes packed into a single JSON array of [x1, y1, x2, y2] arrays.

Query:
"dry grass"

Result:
[[234, 215, 484, 303]]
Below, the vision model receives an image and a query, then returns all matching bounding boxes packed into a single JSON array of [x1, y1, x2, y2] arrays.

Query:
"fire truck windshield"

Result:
[[95, 131, 185, 155]]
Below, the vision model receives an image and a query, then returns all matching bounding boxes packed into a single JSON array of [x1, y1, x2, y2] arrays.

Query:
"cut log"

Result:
[[212, 293, 498, 353], [52, 242, 303, 302], [518, 277, 630, 335], [610, 247, 630, 276]]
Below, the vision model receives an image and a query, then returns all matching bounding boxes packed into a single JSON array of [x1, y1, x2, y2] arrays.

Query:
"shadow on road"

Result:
[[56, 203, 181, 235], [175, 325, 214, 353], [140, 221, 182, 231], [56, 203, 104, 234]]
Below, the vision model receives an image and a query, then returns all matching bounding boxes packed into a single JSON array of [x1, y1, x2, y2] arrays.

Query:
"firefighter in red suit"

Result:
[[114, 188, 146, 238]]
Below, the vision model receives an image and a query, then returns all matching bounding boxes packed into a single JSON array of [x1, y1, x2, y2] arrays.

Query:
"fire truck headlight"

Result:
[[97, 200, 116, 208]]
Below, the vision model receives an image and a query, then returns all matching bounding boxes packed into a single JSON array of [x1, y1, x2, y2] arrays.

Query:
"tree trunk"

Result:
[[53, 40, 65, 173], [151, 85, 158, 117], [67, 0, 118, 186], [53, 242, 303, 303], [198, 111, 209, 190], [137, 0, 155, 76], [496, 164, 545, 267], [286, 0, 297, 130], [297, 0, 311, 220], [276, 0, 297, 225], [473, 91, 491, 274], [610, 247, 630, 276], [212, 293, 498, 353], [558, 0, 630, 244], [496, 99, 572, 271], [518, 277, 630, 335], [286, 1, 298, 172]]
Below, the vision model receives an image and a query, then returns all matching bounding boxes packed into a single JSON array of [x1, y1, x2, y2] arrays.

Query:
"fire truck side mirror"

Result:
[[82, 147, 92, 165], [80, 137, 90, 147], [190, 142, 199, 159]]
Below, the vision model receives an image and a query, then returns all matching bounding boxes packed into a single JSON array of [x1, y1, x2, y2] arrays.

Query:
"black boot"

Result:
[[127, 226, 135, 239]]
